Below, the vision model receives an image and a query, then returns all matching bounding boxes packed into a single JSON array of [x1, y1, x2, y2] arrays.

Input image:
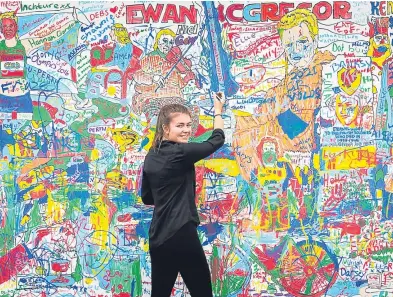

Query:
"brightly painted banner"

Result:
[[0, 1, 393, 296]]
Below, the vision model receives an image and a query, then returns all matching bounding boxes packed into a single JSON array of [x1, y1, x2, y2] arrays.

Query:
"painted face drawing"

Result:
[[158, 34, 174, 55], [373, 34, 390, 56], [281, 22, 316, 68], [262, 141, 278, 167], [335, 94, 359, 126], [1, 18, 17, 40]]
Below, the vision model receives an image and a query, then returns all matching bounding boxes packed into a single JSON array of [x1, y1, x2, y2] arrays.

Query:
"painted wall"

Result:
[[0, 1, 393, 296]]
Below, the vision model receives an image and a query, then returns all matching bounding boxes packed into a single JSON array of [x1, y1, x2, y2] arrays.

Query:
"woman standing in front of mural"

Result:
[[141, 92, 225, 297]]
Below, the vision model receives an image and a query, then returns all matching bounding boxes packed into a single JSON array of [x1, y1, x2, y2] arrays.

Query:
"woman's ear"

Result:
[[162, 124, 169, 136]]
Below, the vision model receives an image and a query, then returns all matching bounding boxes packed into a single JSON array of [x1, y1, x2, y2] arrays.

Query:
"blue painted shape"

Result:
[[112, 191, 134, 209], [277, 109, 308, 139], [244, 4, 261, 22], [22, 202, 34, 216], [135, 220, 150, 239], [202, 1, 239, 97], [198, 222, 224, 245], [18, 14, 54, 36], [207, 144, 235, 160], [0, 125, 15, 152], [66, 162, 89, 183], [67, 190, 90, 208], [0, 92, 33, 114]]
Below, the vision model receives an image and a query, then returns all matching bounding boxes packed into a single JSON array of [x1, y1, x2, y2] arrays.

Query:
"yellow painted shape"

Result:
[[257, 166, 286, 186], [46, 191, 65, 223], [18, 171, 38, 190], [108, 127, 139, 152], [90, 197, 110, 249], [107, 85, 117, 96], [106, 170, 128, 189], [35, 266, 46, 276], [7, 143, 31, 158], [232, 110, 252, 117], [31, 120, 41, 129], [20, 215, 30, 226], [313, 153, 320, 171], [85, 277, 94, 285], [199, 115, 214, 121], [376, 189, 383, 199], [201, 159, 240, 177], [143, 128, 155, 151], [321, 146, 376, 170], [141, 240, 149, 252], [337, 67, 362, 96], [90, 148, 100, 161]]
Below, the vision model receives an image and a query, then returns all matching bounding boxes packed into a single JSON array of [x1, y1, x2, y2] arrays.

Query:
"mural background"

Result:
[[0, 1, 393, 296]]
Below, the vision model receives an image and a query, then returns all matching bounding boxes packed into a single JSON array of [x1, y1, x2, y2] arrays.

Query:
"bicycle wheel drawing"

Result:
[[279, 239, 339, 297], [211, 244, 252, 297]]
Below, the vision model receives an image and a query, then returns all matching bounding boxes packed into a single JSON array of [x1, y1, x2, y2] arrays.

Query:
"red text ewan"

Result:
[[126, 4, 198, 24]]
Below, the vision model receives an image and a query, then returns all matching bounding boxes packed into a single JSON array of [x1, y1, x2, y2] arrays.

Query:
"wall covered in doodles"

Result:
[[0, 1, 393, 296]]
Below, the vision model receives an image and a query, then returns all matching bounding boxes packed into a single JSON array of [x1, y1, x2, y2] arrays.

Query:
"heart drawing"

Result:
[[337, 67, 362, 96], [110, 6, 118, 14]]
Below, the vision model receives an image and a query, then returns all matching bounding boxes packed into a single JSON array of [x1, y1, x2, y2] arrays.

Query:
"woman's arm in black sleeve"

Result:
[[177, 128, 225, 164]]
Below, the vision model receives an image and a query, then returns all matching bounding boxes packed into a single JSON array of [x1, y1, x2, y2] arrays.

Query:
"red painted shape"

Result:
[[0, 244, 29, 284]]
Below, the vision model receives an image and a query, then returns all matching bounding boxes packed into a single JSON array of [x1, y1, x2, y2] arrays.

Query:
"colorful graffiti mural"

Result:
[[0, 1, 393, 296]]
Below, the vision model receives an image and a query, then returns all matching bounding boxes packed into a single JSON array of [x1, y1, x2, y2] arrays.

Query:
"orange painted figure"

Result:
[[132, 29, 201, 132], [234, 9, 335, 182], [233, 9, 333, 230]]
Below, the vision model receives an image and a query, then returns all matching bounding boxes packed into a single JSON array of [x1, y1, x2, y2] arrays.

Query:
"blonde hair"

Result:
[[277, 9, 318, 41], [112, 23, 131, 45], [153, 28, 176, 50], [0, 11, 17, 22], [277, 9, 319, 91]]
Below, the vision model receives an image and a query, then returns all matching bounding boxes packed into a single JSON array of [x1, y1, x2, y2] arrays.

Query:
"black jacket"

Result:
[[141, 128, 225, 248]]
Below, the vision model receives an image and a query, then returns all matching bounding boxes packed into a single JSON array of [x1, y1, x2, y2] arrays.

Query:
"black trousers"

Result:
[[149, 222, 213, 297]]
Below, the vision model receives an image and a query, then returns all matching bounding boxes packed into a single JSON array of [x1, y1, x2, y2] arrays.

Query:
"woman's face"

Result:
[[163, 113, 192, 143]]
